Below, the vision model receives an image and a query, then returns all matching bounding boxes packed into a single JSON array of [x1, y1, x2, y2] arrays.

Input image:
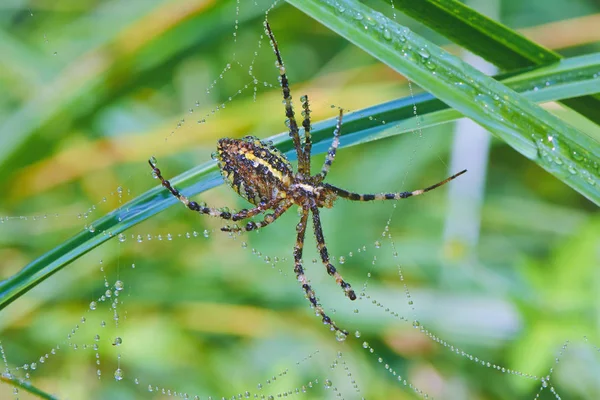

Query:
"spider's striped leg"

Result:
[[310, 203, 357, 301], [149, 159, 241, 219], [316, 109, 343, 182], [264, 20, 306, 175], [300, 94, 312, 173], [221, 200, 293, 232], [295, 206, 348, 336], [230, 198, 281, 221], [326, 169, 467, 201]]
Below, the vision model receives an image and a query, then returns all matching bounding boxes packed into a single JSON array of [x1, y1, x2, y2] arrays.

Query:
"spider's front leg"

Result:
[[221, 200, 293, 232], [295, 206, 348, 336], [316, 109, 343, 182], [325, 169, 468, 202]]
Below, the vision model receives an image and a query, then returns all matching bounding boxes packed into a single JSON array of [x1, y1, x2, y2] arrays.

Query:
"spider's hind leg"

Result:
[[310, 203, 356, 301], [150, 159, 242, 220], [295, 207, 348, 336], [221, 200, 292, 232]]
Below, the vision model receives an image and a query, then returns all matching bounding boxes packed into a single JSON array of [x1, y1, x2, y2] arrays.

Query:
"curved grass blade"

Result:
[[1, 372, 58, 400], [286, 0, 599, 202], [1, 54, 599, 310], [380, 0, 558, 69], [382, 0, 600, 124]]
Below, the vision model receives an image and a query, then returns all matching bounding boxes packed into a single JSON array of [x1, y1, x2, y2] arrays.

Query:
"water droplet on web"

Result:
[[324, 379, 332, 389], [118, 233, 126, 243], [113, 337, 122, 346], [89, 301, 97, 310], [114, 368, 123, 381], [335, 331, 347, 342]]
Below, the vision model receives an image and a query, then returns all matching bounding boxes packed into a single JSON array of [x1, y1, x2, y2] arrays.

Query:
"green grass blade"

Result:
[[380, 0, 559, 68], [285, 0, 599, 201], [1, 53, 599, 310], [382, 0, 600, 124], [1, 372, 58, 400]]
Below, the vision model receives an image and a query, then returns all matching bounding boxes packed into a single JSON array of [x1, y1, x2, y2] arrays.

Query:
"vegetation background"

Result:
[[0, 0, 598, 399]]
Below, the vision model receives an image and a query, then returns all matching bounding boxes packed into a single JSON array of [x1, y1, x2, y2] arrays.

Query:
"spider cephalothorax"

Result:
[[149, 20, 466, 337]]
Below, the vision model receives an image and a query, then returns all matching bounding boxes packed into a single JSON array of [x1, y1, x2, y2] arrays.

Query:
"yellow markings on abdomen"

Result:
[[243, 150, 291, 185]]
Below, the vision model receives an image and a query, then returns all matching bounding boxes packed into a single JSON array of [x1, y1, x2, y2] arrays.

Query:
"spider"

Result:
[[149, 20, 466, 338]]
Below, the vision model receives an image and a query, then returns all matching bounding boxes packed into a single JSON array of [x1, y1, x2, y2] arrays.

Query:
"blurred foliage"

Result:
[[0, 0, 598, 399]]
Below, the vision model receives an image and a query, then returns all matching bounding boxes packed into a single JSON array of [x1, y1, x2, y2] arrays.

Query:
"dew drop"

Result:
[[335, 331, 347, 342], [89, 301, 97, 310], [114, 368, 123, 381]]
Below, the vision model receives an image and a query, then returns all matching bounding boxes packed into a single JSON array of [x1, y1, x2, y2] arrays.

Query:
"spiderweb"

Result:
[[0, 1, 598, 399]]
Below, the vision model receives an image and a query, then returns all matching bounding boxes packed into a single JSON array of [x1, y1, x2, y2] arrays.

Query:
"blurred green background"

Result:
[[0, 0, 599, 399]]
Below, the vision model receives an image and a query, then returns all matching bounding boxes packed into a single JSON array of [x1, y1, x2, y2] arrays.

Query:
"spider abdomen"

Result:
[[216, 136, 294, 206]]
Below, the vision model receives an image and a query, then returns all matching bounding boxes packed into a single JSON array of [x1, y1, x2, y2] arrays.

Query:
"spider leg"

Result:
[[326, 169, 467, 201], [149, 159, 242, 219], [316, 108, 343, 182], [300, 94, 312, 173], [310, 202, 356, 301], [295, 206, 348, 336], [230, 198, 282, 221], [221, 200, 292, 232], [264, 20, 306, 175]]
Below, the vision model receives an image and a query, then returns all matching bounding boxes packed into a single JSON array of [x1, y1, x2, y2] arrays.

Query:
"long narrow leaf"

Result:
[[286, 0, 599, 202], [1, 54, 599, 310], [1, 373, 58, 400], [381, 0, 559, 68], [383, 0, 600, 124]]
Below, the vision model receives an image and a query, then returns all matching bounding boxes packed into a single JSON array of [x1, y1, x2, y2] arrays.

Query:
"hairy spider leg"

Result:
[[300, 94, 312, 174], [327, 169, 468, 201], [317, 109, 343, 181], [221, 200, 293, 232], [230, 198, 282, 221], [310, 202, 357, 301], [149, 160, 237, 219], [264, 20, 307, 175], [150, 159, 271, 221], [294, 207, 348, 335]]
